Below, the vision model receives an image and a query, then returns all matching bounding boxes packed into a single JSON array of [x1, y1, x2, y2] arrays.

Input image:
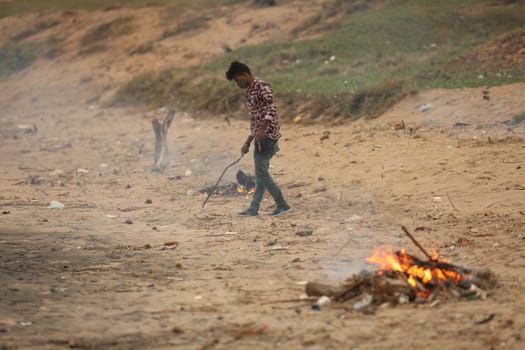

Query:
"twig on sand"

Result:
[[259, 297, 317, 305], [446, 192, 460, 212]]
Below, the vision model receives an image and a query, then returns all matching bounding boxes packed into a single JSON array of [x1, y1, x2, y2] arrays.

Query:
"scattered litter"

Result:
[[270, 244, 288, 251], [2, 211, 10, 215], [317, 295, 331, 306], [433, 196, 442, 203], [397, 294, 410, 304], [186, 189, 194, 196], [17, 124, 37, 133], [293, 116, 302, 123], [100, 163, 108, 168], [469, 284, 487, 300], [353, 293, 373, 310], [419, 104, 433, 113], [162, 240, 178, 250], [295, 230, 313, 237], [124, 219, 133, 225], [194, 295, 203, 300], [144, 243, 152, 249], [185, 169, 192, 177], [107, 214, 117, 218], [296, 281, 308, 286], [77, 168, 90, 174], [48, 200, 64, 210], [19, 321, 32, 326], [175, 261, 183, 268], [224, 231, 238, 236], [348, 215, 362, 223], [311, 296, 331, 311], [429, 300, 440, 308], [320, 131, 331, 141], [145, 199, 153, 204]]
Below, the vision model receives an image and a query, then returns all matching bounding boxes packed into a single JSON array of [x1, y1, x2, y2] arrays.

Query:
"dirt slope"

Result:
[[1, 2, 525, 350], [0, 1, 324, 111]]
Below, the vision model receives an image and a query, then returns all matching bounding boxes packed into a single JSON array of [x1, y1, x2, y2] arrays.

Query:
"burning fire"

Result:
[[237, 184, 255, 194], [367, 246, 466, 297]]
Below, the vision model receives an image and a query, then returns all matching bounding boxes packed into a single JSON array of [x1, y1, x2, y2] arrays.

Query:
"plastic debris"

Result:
[[353, 293, 373, 309], [397, 294, 410, 304], [162, 240, 178, 250], [316, 296, 331, 307], [48, 200, 64, 210], [311, 296, 331, 310], [17, 124, 37, 133], [419, 104, 433, 112]]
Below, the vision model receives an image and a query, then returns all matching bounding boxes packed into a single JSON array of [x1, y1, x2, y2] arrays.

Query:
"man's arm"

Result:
[[254, 119, 270, 143]]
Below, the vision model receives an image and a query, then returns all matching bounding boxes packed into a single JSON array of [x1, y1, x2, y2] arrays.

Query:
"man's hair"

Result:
[[225, 61, 251, 81]]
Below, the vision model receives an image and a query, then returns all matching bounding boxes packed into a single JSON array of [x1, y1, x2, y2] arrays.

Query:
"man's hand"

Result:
[[254, 128, 266, 143], [254, 119, 270, 143]]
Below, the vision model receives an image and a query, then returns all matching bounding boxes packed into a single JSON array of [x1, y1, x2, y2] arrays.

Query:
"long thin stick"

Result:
[[401, 225, 455, 293], [202, 154, 244, 208], [446, 192, 460, 212], [401, 225, 434, 261]]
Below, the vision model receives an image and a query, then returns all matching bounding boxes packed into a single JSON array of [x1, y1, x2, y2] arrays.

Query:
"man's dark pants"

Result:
[[249, 138, 287, 212]]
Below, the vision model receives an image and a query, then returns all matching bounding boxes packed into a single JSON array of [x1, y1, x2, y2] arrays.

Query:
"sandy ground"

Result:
[[1, 2, 525, 350], [1, 81, 525, 349]]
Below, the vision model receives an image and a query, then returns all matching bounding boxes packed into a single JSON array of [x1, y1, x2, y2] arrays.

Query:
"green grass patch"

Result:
[[11, 19, 61, 42], [112, 0, 525, 120], [0, 43, 38, 77], [162, 15, 210, 38], [80, 17, 133, 46], [0, 35, 64, 77], [512, 111, 525, 125]]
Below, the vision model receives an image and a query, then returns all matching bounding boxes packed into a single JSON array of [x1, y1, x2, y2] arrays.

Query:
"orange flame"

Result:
[[366, 246, 465, 297], [237, 184, 255, 194]]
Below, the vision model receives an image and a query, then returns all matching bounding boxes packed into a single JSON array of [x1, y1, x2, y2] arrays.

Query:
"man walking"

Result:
[[225, 61, 291, 216]]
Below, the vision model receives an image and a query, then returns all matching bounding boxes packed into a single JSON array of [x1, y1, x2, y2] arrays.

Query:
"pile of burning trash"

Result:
[[306, 227, 496, 310], [200, 170, 255, 196]]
